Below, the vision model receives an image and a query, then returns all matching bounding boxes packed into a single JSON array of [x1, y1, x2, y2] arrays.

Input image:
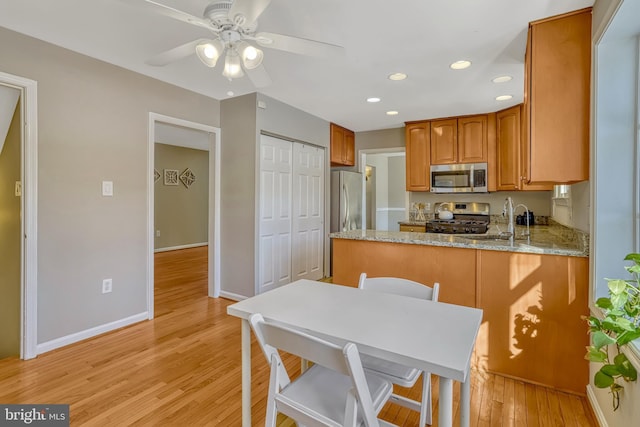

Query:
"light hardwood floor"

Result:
[[0, 247, 597, 426]]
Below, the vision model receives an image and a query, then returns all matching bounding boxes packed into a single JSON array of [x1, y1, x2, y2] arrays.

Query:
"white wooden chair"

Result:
[[357, 273, 440, 426], [249, 313, 397, 427]]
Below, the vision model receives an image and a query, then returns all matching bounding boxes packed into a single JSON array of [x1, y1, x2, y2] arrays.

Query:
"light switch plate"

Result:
[[15, 181, 22, 197], [102, 181, 113, 196]]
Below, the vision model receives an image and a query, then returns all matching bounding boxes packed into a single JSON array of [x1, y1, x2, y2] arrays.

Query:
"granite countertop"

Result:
[[330, 222, 588, 258]]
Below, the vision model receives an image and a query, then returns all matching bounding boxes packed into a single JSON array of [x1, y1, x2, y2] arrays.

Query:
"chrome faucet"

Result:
[[503, 197, 531, 240], [503, 197, 514, 235]]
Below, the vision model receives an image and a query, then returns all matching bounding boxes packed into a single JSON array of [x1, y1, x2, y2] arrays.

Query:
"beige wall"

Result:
[[0, 101, 21, 358], [154, 144, 209, 250], [0, 27, 220, 344]]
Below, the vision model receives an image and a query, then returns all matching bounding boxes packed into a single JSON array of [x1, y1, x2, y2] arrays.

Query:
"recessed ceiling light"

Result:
[[492, 75, 512, 83], [388, 73, 407, 81], [496, 95, 513, 101], [367, 97, 381, 103], [227, 91, 234, 96], [386, 111, 399, 116], [450, 60, 472, 70]]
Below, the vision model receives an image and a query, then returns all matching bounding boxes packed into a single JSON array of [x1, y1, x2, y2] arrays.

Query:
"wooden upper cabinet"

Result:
[[496, 104, 553, 191], [330, 123, 355, 166], [458, 115, 488, 163], [496, 105, 522, 191], [525, 8, 591, 184], [405, 121, 430, 191], [431, 115, 488, 165], [344, 130, 355, 166], [430, 119, 457, 165]]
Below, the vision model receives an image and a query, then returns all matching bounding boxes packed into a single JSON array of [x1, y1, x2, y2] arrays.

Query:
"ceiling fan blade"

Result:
[[246, 64, 272, 88], [122, 0, 216, 31], [255, 32, 344, 58], [146, 39, 208, 66], [228, 0, 272, 26]]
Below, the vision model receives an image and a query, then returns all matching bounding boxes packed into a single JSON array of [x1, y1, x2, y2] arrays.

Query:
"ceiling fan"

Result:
[[130, 0, 344, 87]]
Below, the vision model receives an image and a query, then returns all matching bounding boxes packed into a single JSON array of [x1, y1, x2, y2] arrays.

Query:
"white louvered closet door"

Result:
[[292, 142, 325, 281], [258, 135, 292, 294]]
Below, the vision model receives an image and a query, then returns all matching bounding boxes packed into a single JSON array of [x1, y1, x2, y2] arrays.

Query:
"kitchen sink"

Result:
[[460, 234, 512, 241]]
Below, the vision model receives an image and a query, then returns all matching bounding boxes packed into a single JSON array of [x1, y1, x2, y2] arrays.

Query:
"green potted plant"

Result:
[[585, 253, 640, 410]]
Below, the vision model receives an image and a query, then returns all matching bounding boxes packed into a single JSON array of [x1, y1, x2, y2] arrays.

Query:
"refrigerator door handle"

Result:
[[343, 183, 349, 230]]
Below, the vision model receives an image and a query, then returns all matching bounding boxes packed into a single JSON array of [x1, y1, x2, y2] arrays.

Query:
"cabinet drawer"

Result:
[[399, 224, 425, 232]]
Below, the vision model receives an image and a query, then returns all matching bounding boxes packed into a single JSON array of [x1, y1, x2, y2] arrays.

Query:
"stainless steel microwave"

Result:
[[430, 163, 488, 193]]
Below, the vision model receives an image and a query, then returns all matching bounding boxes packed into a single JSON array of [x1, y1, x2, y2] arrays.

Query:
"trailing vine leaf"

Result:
[[592, 330, 616, 349], [624, 253, 640, 263], [614, 353, 637, 381], [585, 347, 608, 363], [594, 370, 615, 388]]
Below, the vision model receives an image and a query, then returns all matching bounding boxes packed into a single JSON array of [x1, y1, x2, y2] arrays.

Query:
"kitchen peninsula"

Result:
[[329, 223, 589, 394]]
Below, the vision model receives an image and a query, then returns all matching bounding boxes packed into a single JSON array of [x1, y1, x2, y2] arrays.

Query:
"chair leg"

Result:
[[419, 372, 432, 426], [265, 361, 279, 427]]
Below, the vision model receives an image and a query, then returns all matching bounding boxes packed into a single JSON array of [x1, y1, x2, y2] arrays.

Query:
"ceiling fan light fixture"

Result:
[[240, 44, 264, 69], [196, 39, 224, 67], [223, 48, 245, 80]]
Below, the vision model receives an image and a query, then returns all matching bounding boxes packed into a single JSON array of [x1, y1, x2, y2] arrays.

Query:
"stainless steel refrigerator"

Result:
[[331, 170, 363, 233]]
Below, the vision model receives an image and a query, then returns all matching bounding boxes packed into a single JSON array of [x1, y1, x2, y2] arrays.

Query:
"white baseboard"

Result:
[[219, 290, 246, 301], [36, 312, 148, 355], [154, 242, 207, 253], [586, 384, 608, 427]]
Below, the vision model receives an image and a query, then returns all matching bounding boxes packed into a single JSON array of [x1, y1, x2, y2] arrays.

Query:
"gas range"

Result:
[[425, 202, 490, 234]]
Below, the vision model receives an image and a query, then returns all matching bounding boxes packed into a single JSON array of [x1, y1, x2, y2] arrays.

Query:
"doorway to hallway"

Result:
[[360, 148, 408, 231], [147, 114, 220, 319]]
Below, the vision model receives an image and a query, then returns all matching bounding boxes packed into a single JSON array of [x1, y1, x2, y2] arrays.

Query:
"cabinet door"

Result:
[[476, 250, 589, 393], [405, 122, 430, 191], [527, 8, 591, 183], [430, 119, 457, 164], [496, 105, 522, 190], [344, 129, 355, 166], [458, 115, 487, 163], [330, 123, 344, 166]]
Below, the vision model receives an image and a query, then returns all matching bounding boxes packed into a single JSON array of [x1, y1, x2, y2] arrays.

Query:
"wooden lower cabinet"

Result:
[[331, 239, 590, 394], [332, 239, 476, 307], [475, 250, 589, 394]]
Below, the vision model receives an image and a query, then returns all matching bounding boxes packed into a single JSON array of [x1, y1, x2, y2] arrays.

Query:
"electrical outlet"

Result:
[[424, 202, 431, 212], [102, 278, 112, 294]]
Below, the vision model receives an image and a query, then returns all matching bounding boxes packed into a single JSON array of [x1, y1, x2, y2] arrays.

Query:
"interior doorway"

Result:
[[359, 148, 408, 231], [0, 71, 38, 360], [147, 113, 220, 319]]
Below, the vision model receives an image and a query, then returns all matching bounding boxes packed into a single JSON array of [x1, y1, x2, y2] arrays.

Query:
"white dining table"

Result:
[[226, 279, 482, 427]]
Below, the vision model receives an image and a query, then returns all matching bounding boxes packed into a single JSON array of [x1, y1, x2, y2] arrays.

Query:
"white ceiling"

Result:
[[0, 0, 594, 132]]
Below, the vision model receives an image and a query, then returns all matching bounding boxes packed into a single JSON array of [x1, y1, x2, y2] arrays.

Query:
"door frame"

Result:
[[147, 113, 221, 319], [0, 71, 38, 359], [358, 147, 408, 230]]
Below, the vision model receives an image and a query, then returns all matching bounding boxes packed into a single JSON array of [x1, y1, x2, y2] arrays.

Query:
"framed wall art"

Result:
[[180, 168, 196, 188], [163, 169, 179, 186]]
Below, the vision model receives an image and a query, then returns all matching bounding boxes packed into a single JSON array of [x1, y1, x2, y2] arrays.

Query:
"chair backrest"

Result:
[[358, 273, 440, 302], [249, 313, 381, 426]]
